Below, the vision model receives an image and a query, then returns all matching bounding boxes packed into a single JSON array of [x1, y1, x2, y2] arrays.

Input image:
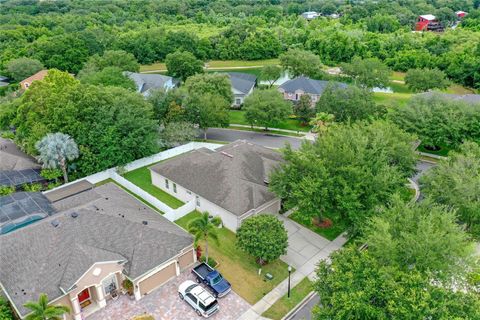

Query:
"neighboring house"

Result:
[[415, 15, 444, 32], [0, 137, 44, 187], [419, 92, 480, 104], [456, 11, 467, 19], [227, 72, 256, 107], [0, 182, 195, 320], [301, 11, 320, 20], [19, 70, 49, 90], [124, 72, 178, 97], [278, 76, 347, 106], [0, 75, 8, 88], [149, 140, 283, 231]]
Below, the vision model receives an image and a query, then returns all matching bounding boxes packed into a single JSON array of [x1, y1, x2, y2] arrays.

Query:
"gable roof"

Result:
[[20, 70, 48, 85], [124, 72, 177, 96], [279, 76, 347, 95], [149, 140, 282, 216], [227, 72, 257, 94], [418, 92, 480, 104], [0, 183, 192, 316]]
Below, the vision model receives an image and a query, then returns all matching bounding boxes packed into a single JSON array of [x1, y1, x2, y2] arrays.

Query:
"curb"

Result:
[[282, 291, 317, 320]]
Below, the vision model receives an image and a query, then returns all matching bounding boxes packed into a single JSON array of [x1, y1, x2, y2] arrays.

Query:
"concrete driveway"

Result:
[[88, 271, 250, 320]]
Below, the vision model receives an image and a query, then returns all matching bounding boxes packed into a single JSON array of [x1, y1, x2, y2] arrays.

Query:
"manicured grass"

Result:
[[417, 143, 451, 157], [94, 179, 164, 214], [373, 92, 412, 108], [443, 84, 476, 94], [261, 277, 314, 320], [123, 165, 184, 209], [390, 72, 406, 81], [289, 211, 347, 241], [229, 110, 311, 132], [175, 211, 292, 304], [140, 59, 279, 72], [389, 81, 412, 94]]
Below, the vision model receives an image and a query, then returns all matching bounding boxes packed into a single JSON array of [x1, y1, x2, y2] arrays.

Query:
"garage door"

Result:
[[178, 249, 194, 270], [139, 262, 177, 295]]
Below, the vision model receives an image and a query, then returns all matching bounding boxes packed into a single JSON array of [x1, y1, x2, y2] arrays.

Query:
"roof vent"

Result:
[[71, 212, 79, 218], [51, 219, 60, 228], [221, 151, 234, 158], [142, 221, 148, 225]]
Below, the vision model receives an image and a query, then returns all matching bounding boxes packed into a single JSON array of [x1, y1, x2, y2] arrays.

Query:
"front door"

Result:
[[78, 288, 91, 309]]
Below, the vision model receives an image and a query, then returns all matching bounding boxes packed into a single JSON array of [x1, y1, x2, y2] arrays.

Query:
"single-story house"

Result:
[[124, 72, 178, 97], [0, 182, 195, 320], [19, 70, 49, 90], [301, 11, 320, 20], [278, 76, 347, 106], [227, 72, 256, 107], [0, 137, 44, 187], [149, 140, 282, 231], [418, 92, 480, 104]]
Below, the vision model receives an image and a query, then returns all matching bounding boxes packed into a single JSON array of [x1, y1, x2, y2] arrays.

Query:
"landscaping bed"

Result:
[[289, 211, 347, 241], [262, 277, 313, 320], [123, 165, 184, 208], [175, 211, 292, 304], [417, 143, 451, 157]]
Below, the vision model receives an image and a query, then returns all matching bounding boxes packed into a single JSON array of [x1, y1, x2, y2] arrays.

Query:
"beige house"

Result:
[[149, 140, 283, 231], [19, 70, 49, 90], [0, 182, 194, 320]]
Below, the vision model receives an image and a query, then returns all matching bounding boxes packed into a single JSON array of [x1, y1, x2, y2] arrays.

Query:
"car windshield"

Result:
[[199, 300, 218, 312], [211, 274, 223, 285]]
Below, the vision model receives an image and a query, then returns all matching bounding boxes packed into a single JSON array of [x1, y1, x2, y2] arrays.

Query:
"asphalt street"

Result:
[[203, 128, 304, 149]]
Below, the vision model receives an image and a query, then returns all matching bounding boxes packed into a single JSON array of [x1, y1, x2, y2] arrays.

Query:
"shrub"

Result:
[[22, 183, 42, 192], [0, 185, 15, 196], [0, 297, 14, 320], [200, 256, 218, 267]]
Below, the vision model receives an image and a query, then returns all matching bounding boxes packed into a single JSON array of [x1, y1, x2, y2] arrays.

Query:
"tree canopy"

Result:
[[421, 141, 480, 238], [341, 57, 391, 88], [270, 120, 417, 234], [165, 50, 203, 82], [5, 57, 44, 82], [404, 68, 450, 92], [279, 49, 323, 78], [243, 89, 292, 130], [183, 73, 233, 104]]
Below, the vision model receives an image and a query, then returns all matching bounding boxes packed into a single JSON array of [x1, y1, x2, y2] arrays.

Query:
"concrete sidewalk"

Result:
[[237, 231, 348, 320], [229, 124, 317, 141]]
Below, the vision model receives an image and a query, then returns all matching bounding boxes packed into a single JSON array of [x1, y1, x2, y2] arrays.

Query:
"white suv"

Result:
[[178, 280, 220, 318]]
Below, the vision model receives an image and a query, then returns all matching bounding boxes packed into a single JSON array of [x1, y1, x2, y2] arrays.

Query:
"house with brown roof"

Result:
[[0, 182, 195, 320], [149, 140, 283, 231], [19, 70, 49, 90]]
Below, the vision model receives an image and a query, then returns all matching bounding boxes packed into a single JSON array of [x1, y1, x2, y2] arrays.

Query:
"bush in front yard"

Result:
[[236, 214, 288, 265]]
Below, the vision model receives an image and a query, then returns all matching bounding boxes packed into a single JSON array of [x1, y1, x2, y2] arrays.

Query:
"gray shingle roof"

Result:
[[0, 183, 192, 316], [227, 72, 256, 94], [0, 138, 40, 171], [124, 72, 177, 96], [279, 76, 347, 94], [418, 92, 480, 104], [149, 140, 282, 216]]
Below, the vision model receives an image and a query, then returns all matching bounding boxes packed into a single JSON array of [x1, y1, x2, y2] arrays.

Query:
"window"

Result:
[[102, 274, 117, 296], [196, 196, 200, 206], [235, 98, 241, 105], [173, 183, 177, 193], [187, 293, 197, 304], [165, 179, 169, 189]]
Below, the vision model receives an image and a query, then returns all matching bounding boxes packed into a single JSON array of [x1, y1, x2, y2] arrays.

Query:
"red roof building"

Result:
[[415, 15, 443, 32]]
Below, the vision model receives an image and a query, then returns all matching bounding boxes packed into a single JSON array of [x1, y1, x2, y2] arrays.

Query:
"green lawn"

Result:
[[289, 211, 347, 241], [417, 143, 451, 157], [175, 211, 292, 304], [373, 92, 412, 108], [123, 165, 184, 209], [229, 110, 311, 132], [262, 277, 314, 320], [390, 72, 406, 81], [140, 59, 279, 72], [94, 179, 164, 214], [228, 125, 304, 137]]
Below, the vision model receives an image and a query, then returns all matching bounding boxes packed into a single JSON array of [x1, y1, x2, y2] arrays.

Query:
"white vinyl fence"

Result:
[[44, 142, 222, 222]]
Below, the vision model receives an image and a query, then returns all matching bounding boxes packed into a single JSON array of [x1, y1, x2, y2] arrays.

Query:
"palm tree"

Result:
[[309, 112, 335, 135], [35, 133, 79, 183], [24, 293, 70, 320], [187, 211, 222, 263]]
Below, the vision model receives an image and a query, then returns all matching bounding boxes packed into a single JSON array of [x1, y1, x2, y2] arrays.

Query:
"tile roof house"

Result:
[[19, 70, 49, 90], [124, 72, 178, 97], [149, 140, 282, 231], [0, 182, 195, 320], [227, 72, 257, 107], [278, 76, 347, 106], [0, 137, 44, 187]]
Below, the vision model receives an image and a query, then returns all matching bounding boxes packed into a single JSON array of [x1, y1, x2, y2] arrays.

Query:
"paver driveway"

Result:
[[88, 271, 250, 320]]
